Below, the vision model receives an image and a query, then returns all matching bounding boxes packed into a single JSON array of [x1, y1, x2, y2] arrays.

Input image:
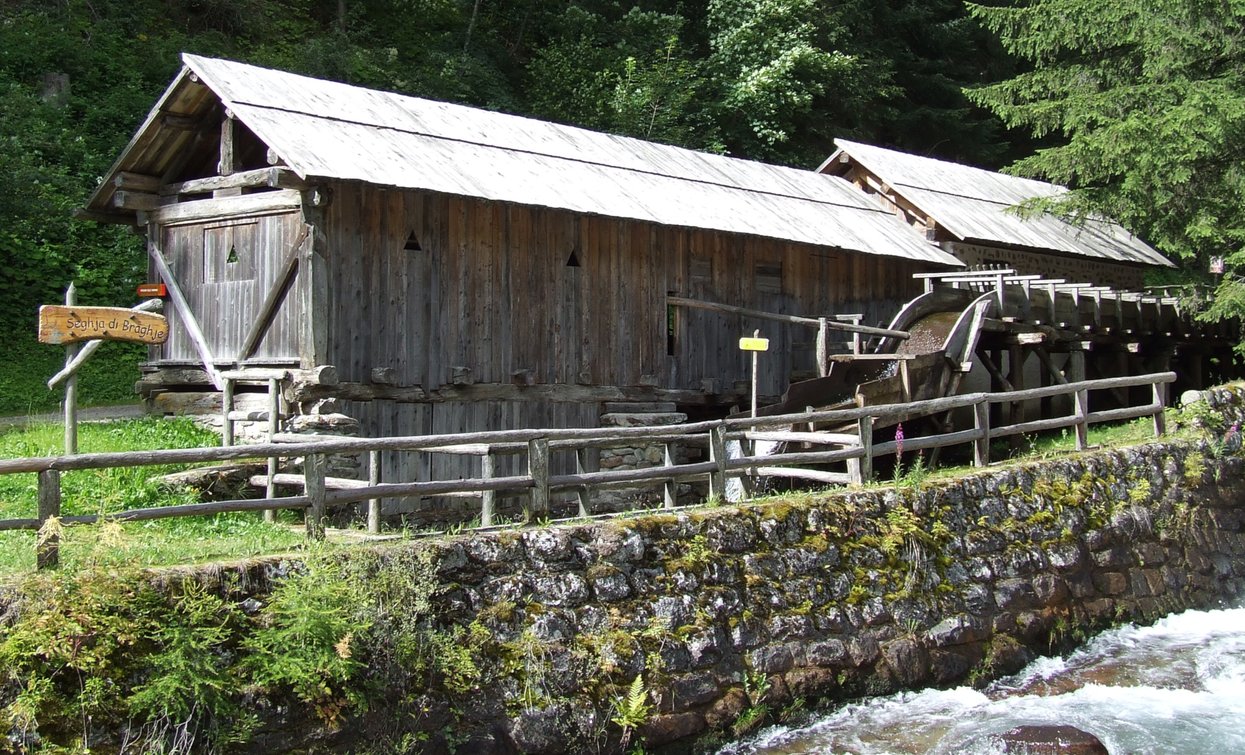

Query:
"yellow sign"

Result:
[[739, 336, 769, 352], [38, 305, 169, 345]]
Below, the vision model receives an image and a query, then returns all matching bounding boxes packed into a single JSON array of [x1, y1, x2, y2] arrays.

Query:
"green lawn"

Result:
[[0, 417, 310, 576]]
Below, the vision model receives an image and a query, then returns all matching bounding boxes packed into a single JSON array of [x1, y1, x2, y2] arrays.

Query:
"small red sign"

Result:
[[137, 283, 167, 298]]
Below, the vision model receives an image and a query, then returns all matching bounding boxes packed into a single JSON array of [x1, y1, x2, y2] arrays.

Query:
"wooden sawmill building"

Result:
[[80, 55, 961, 481]]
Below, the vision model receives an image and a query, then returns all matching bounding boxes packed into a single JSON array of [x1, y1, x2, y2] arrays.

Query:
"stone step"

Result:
[[602, 401, 677, 414]]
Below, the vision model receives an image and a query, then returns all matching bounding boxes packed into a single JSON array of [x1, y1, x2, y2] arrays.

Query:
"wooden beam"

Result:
[[219, 112, 235, 177], [147, 228, 224, 390], [299, 198, 330, 368], [114, 172, 161, 192], [160, 167, 307, 197], [238, 224, 310, 360], [112, 191, 161, 211], [286, 380, 762, 407], [141, 190, 302, 226], [73, 207, 135, 225], [160, 113, 201, 130]]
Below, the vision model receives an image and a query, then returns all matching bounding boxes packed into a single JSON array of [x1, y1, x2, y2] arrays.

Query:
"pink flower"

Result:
[[895, 422, 905, 461]]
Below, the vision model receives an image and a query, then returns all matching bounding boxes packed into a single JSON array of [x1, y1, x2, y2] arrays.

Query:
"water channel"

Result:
[[722, 604, 1245, 754]]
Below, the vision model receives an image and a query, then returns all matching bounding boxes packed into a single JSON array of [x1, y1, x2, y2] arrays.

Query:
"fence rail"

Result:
[[2, 371, 1175, 569]]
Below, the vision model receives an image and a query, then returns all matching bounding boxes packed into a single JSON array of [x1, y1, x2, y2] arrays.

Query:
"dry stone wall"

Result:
[[253, 436, 1245, 753]]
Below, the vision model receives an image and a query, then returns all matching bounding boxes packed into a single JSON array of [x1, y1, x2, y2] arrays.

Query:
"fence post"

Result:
[[265, 377, 280, 523], [857, 416, 873, 483], [527, 439, 550, 522], [575, 447, 592, 518], [367, 449, 381, 534], [709, 424, 727, 501], [973, 401, 990, 467], [37, 469, 61, 570], [1152, 380, 1167, 437], [1074, 388, 1089, 451], [304, 453, 326, 540], [481, 450, 497, 526], [663, 442, 678, 509], [221, 378, 235, 447], [816, 317, 830, 377]]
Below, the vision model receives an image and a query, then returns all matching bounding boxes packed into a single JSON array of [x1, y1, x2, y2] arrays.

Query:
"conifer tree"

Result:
[[966, 0, 1245, 323]]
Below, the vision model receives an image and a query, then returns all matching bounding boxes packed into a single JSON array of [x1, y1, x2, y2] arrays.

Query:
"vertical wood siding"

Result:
[[323, 184, 932, 397], [154, 210, 304, 364]]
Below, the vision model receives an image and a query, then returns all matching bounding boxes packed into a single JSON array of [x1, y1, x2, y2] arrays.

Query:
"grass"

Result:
[[0, 417, 309, 577], [0, 336, 145, 415]]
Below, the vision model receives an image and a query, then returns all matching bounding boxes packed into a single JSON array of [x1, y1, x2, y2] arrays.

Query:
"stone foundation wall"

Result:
[[235, 436, 1245, 753]]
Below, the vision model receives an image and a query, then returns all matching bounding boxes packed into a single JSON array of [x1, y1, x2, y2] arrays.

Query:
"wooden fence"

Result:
[[0, 372, 1174, 569]]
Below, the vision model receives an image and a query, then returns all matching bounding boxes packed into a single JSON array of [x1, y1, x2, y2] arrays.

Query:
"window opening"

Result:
[[226, 245, 240, 264], [566, 249, 581, 268], [404, 232, 423, 252], [755, 263, 783, 295]]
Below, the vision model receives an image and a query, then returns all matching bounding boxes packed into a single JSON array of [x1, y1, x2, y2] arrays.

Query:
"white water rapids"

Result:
[[722, 604, 1245, 754]]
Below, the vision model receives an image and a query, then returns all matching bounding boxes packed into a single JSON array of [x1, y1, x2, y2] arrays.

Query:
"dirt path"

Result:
[[0, 403, 148, 431]]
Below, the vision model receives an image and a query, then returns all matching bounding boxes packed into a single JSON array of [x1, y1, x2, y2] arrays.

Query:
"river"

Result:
[[722, 604, 1245, 754]]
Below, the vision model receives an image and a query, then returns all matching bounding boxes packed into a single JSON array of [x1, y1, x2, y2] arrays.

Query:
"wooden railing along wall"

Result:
[[0, 372, 1174, 569]]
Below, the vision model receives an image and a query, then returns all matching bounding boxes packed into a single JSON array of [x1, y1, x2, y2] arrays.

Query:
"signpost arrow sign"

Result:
[[38, 305, 169, 346]]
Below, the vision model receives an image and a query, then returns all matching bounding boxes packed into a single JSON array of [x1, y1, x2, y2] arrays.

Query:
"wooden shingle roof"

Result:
[[823, 139, 1173, 268], [85, 55, 961, 267]]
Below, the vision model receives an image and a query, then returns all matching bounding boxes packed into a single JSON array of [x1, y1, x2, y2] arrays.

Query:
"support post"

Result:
[[304, 453, 326, 540], [37, 469, 61, 570], [575, 448, 591, 518], [709, 424, 727, 502], [750, 329, 761, 419], [64, 283, 78, 455], [481, 451, 497, 526], [856, 416, 873, 484], [1152, 381, 1167, 437], [527, 439, 549, 522], [973, 401, 990, 467], [663, 442, 677, 509], [367, 449, 381, 533], [265, 377, 280, 523], [816, 317, 830, 377], [221, 378, 235, 447], [1074, 388, 1089, 451]]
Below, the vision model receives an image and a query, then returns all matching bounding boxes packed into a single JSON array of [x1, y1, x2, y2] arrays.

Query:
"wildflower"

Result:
[[895, 422, 905, 462]]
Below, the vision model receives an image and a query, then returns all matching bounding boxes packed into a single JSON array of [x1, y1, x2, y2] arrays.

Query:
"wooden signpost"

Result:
[[38, 305, 169, 346], [739, 330, 769, 419], [35, 287, 170, 568]]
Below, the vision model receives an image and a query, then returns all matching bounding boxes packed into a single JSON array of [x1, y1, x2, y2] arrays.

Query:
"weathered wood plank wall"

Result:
[[153, 209, 304, 364], [322, 184, 932, 399]]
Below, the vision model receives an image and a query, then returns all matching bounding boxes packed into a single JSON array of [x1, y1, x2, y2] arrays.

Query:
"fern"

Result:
[[611, 674, 653, 747]]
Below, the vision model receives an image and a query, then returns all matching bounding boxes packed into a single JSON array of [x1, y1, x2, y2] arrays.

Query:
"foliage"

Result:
[[243, 556, 372, 726], [0, 540, 476, 751], [967, 0, 1245, 321], [610, 674, 653, 749], [0, 569, 254, 751]]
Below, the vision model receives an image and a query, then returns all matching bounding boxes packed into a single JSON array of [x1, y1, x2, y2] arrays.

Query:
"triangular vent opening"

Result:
[[226, 245, 240, 264], [404, 232, 423, 252], [566, 249, 581, 268]]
